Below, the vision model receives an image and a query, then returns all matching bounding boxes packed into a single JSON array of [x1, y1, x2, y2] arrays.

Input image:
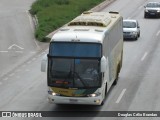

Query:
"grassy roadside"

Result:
[[30, 0, 105, 42]]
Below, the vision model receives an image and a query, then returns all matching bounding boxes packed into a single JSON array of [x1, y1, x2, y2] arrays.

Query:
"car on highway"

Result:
[[123, 19, 140, 40], [144, 2, 160, 18]]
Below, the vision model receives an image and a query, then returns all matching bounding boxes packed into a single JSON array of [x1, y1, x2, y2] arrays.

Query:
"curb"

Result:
[[33, 15, 39, 28], [46, 0, 115, 39], [91, 0, 115, 12]]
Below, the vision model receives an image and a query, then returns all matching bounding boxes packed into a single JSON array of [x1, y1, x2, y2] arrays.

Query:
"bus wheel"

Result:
[[113, 76, 118, 85], [113, 63, 120, 85], [101, 84, 107, 106], [101, 101, 104, 106]]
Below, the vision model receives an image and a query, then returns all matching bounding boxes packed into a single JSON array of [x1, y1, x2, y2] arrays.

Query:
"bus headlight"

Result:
[[87, 92, 101, 97], [48, 91, 60, 96]]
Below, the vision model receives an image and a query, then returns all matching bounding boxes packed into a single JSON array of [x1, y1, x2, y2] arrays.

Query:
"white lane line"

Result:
[[26, 10, 34, 32], [34, 38, 40, 50], [116, 89, 126, 104], [15, 51, 23, 53], [156, 30, 160, 36], [26, 11, 40, 50], [8, 44, 24, 50], [141, 52, 148, 61], [0, 51, 8, 53]]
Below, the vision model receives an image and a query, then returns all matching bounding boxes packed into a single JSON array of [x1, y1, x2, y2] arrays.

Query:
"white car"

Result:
[[123, 19, 140, 40]]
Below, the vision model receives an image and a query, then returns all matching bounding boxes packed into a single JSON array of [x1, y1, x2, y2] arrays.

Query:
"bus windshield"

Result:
[[49, 42, 101, 58], [48, 58, 101, 88], [48, 42, 102, 88]]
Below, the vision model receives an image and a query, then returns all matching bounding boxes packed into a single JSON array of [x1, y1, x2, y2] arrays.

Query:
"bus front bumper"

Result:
[[48, 95, 103, 105]]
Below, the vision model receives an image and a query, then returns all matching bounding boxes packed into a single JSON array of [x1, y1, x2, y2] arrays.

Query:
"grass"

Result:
[[30, 0, 105, 42]]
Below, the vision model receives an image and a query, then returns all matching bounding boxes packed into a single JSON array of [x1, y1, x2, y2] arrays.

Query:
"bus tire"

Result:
[[101, 84, 107, 106], [113, 76, 118, 85], [113, 63, 120, 85], [101, 100, 104, 106]]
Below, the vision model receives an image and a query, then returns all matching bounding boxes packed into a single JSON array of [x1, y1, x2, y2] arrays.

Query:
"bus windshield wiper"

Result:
[[74, 72, 88, 87]]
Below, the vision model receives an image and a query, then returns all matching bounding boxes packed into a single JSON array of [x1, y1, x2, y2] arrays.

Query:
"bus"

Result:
[[41, 11, 123, 105]]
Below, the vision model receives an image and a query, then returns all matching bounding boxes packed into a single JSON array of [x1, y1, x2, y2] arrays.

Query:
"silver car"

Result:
[[123, 19, 140, 40]]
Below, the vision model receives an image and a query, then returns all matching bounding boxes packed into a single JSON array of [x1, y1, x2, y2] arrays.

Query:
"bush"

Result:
[[30, 0, 104, 42], [55, 0, 70, 5]]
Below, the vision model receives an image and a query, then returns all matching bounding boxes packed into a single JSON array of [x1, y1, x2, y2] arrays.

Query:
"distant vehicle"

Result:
[[41, 11, 123, 105], [144, 2, 160, 18], [123, 19, 140, 40]]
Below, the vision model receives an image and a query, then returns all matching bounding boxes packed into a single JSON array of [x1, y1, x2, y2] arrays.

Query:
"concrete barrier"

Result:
[[91, 0, 115, 12]]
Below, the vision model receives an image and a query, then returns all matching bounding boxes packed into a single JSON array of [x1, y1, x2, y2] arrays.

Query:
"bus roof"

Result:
[[51, 11, 122, 43]]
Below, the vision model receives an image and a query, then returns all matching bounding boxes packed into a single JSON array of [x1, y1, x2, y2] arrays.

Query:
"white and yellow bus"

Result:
[[41, 11, 123, 105]]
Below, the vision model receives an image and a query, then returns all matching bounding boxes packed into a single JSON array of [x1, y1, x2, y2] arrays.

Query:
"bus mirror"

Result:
[[101, 56, 107, 72], [41, 54, 48, 72]]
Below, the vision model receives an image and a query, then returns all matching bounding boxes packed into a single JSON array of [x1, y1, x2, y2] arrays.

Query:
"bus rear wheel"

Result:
[[113, 63, 120, 85]]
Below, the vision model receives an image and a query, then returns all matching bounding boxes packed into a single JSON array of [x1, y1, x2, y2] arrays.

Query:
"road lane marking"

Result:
[[15, 51, 23, 53], [26, 11, 40, 50], [0, 51, 24, 53], [8, 44, 24, 50], [156, 30, 160, 36], [116, 89, 126, 103], [26, 10, 34, 32], [0, 51, 8, 53], [141, 52, 148, 61]]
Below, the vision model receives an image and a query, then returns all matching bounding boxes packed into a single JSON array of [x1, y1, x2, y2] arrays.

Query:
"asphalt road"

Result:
[[0, 0, 160, 120], [0, 0, 41, 78]]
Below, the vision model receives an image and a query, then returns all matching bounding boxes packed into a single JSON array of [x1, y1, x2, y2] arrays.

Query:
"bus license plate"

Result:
[[69, 99, 78, 103]]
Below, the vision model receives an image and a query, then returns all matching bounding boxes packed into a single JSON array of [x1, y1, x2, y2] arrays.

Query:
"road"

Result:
[[0, 0, 42, 78], [0, 0, 160, 120]]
